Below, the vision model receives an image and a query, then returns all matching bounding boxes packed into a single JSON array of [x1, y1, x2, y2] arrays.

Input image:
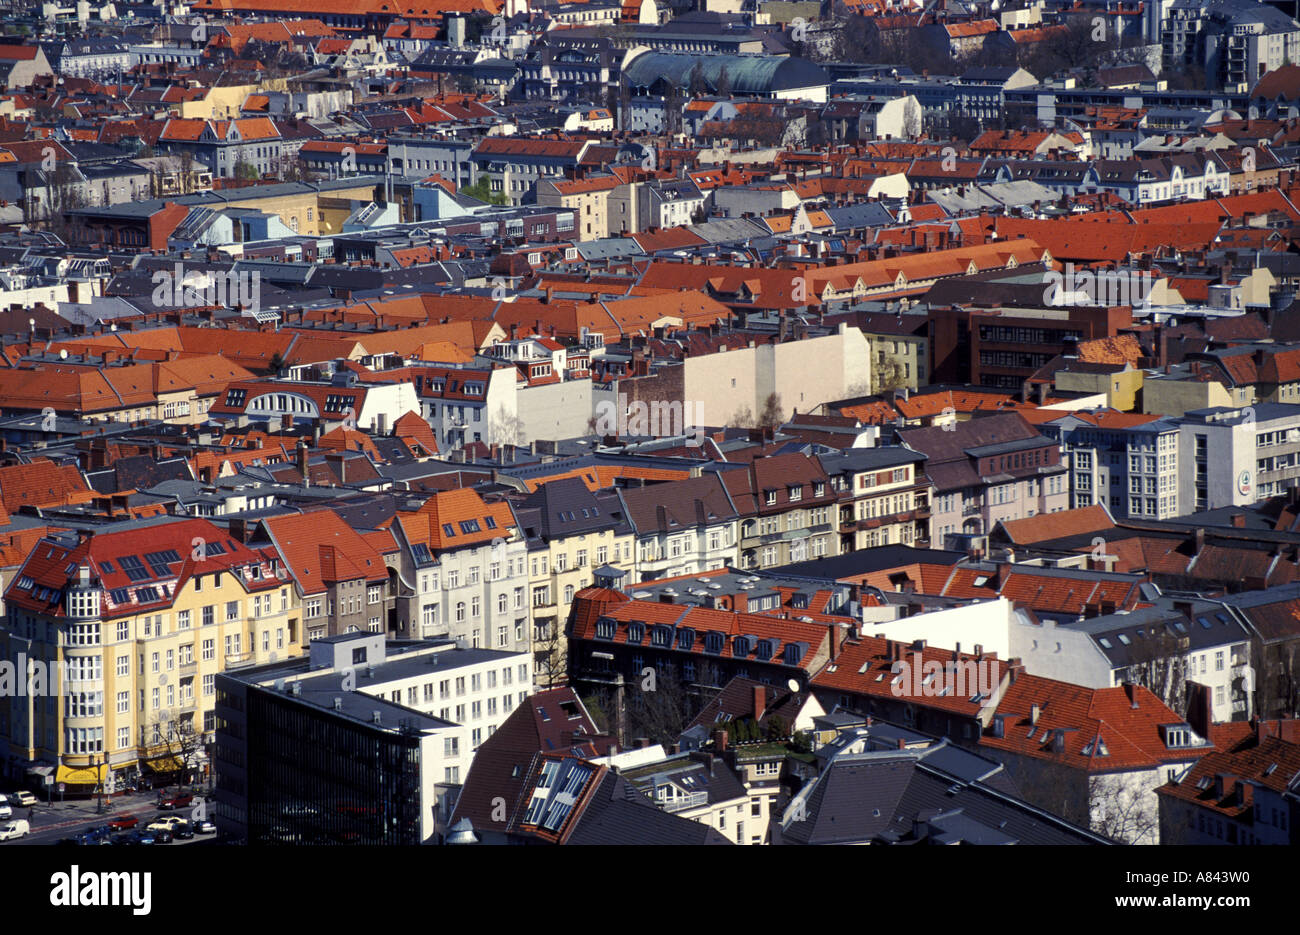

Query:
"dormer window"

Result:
[[813, 482, 825, 497], [756, 638, 773, 659], [788, 485, 802, 501], [764, 489, 777, 506], [595, 616, 616, 640], [650, 625, 671, 647], [628, 621, 645, 644]]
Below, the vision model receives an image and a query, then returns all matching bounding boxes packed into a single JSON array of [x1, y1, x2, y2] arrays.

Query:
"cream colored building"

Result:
[[0, 519, 302, 790]]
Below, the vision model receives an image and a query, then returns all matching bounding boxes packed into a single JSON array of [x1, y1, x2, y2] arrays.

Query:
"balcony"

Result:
[[225, 652, 255, 669], [659, 791, 708, 813]]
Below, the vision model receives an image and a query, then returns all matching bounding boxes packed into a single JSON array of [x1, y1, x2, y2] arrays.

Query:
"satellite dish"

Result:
[[786, 678, 800, 693]]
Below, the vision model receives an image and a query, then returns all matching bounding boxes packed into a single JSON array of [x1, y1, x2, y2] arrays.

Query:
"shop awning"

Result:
[[140, 756, 184, 774], [56, 764, 106, 786]]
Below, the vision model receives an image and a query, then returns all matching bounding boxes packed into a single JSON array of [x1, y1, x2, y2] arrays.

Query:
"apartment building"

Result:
[[1, 518, 301, 791], [158, 117, 284, 179], [1156, 721, 1299, 845], [392, 489, 532, 657], [568, 585, 834, 701], [714, 453, 839, 572], [616, 750, 752, 844], [512, 478, 634, 687], [1011, 598, 1255, 724], [535, 175, 620, 241], [1176, 403, 1300, 511], [259, 510, 398, 640], [899, 412, 1070, 545], [398, 364, 519, 450], [817, 447, 932, 552], [469, 137, 594, 206], [1043, 409, 1183, 520], [213, 632, 528, 844], [617, 475, 740, 582]]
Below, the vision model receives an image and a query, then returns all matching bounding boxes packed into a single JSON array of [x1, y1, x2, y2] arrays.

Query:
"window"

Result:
[[226, 600, 239, 621]]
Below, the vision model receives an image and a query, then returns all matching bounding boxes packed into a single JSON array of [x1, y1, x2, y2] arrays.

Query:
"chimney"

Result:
[[326, 452, 347, 484], [752, 684, 766, 723], [1124, 681, 1139, 709], [297, 439, 310, 486], [712, 729, 728, 752]]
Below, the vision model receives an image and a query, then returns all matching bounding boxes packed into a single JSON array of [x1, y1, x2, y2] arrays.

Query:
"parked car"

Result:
[[153, 828, 174, 844], [9, 791, 37, 808], [195, 819, 217, 835], [172, 821, 194, 840], [158, 793, 193, 810], [147, 816, 185, 833], [0, 819, 29, 841], [114, 830, 155, 846], [108, 814, 139, 831], [0, 802, 10, 820]]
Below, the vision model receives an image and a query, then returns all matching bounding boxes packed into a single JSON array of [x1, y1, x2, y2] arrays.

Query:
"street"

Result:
[[2, 791, 219, 846]]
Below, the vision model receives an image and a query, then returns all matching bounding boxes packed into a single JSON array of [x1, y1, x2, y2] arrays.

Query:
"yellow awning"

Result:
[[141, 756, 184, 773], [56, 764, 106, 785]]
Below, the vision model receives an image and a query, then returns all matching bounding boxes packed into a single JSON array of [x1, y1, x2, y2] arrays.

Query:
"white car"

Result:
[[0, 820, 29, 841], [9, 791, 36, 808], [147, 816, 186, 833], [0, 803, 10, 820]]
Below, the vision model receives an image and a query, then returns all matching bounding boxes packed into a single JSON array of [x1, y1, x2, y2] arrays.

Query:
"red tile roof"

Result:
[[263, 509, 392, 595]]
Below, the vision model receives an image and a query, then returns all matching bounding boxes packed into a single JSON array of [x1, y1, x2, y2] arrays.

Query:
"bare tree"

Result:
[[1256, 640, 1300, 720], [1089, 773, 1159, 844], [142, 715, 205, 786], [758, 392, 784, 429], [873, 358, 910, 395], [1122, 626, 1190, 717], [490, 406, 527, 446], [591, 660, 704, 748], [533, 616, 565, 689], [727, 405, 755, 428]]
